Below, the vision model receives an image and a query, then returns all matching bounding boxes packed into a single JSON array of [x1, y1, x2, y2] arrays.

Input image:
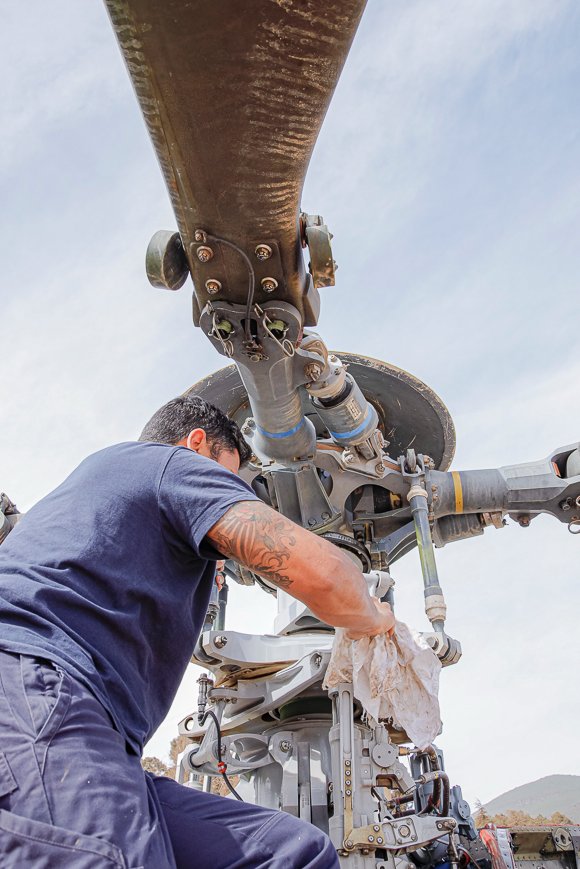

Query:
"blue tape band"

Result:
[[329, 407, 372, 440], [256, 419, 305, 439]]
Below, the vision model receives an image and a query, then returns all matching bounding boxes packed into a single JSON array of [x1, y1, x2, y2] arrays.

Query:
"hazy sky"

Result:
[[1, 1, 580, 807]]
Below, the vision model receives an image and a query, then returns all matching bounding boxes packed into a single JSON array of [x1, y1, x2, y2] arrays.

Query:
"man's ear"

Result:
[[185, 428, 207, 452]]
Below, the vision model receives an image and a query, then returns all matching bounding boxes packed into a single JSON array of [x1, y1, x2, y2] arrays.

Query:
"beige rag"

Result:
[[323, 621, 442, 749]]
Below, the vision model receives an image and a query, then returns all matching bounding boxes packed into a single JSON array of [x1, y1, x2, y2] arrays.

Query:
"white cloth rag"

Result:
[[323, 621, 442, 749]]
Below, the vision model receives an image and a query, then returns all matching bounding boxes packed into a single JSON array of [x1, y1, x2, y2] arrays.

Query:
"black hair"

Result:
[[139, 395, 252, 465]]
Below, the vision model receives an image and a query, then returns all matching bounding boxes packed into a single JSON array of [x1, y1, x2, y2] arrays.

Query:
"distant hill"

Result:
[[485, 775, 580, 823]]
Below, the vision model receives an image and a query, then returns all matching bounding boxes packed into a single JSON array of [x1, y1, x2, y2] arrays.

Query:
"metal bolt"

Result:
[[377, 838, 384, 845], [194, 229, 206, 243], [345, 760, 351, 766], [345, 780, 351, 786], [196, 245, 214, 263], [280, 740, 292, 753], [345, 840, 354, 849], [343, 452, 354, 464], [304, 362, 323, 381], [375, 463, 385, 475], [255, 243, 272, 261], [214, 635, 228, 649], [312, 653, 322, 668], [373, 826, 380, 832], [518, 514, 531, 527], [399, 825, 410, 838], [368, 836, 375, 843], [261, 276, 278, 293], [308, 518, 316, 527], [205, 278, 222, 295], [345, 789, 351, 796]]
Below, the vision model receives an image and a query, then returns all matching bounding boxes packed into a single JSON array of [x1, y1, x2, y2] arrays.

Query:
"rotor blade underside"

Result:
[[106, 0, 367, 324]]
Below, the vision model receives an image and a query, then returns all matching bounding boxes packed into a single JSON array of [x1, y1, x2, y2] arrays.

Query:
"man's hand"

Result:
[[207, 499, 393, 636], [345, 598, 395, 641]]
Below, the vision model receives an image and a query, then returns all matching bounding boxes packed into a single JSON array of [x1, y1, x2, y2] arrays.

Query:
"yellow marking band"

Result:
[[452, 471, 464, 513]]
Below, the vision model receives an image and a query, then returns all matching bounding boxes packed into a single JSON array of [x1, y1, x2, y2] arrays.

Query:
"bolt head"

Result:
[[345, 760, 351, 766], [345, 840, 354, 849], [399, 825, 410, 837], [205, 278, 222, 294], [279, 740, 292, 753], [375, 463, 385, 475], [377, 838, 384, 845], [345, 789, 351, 796], [261, 276, 278, 292], [255, 243, 272, 261], [194, 229, 207, 243], [214, 635, 228, 649], [196, 245, 214, 263], [368, 836, 375, 843], [373, 825, 380, 832], [343, 452, 354, 464]]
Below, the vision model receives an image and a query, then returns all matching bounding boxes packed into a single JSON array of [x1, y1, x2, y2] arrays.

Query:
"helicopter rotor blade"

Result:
[[105, 0, 367, 325]]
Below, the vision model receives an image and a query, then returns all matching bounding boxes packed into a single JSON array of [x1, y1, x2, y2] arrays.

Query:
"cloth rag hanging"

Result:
[[323, 621, 442, 749]]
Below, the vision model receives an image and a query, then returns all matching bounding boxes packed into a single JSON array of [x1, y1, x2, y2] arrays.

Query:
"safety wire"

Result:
[[198, 708, 244, 801], [205, 234, 258, 350]]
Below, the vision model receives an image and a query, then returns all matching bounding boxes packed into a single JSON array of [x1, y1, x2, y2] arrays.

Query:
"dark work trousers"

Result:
[[0, 651, 339, 868]]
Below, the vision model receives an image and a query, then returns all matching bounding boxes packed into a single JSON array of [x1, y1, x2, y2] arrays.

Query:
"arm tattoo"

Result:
[[208, 501, 297, 590]]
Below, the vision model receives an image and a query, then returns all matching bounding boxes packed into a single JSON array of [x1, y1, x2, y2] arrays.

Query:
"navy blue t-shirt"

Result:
[[0, 442, 257, 753]]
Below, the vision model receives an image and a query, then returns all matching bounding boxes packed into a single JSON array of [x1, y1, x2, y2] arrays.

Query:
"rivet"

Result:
[[368, 836, 375, 843], [373, 825, 380, 832], [346, 789, 351, 796], [377, 837, 383, 844]]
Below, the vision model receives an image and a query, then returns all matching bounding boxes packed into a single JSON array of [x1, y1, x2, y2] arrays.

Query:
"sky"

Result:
[[1, 0, 580, 807]]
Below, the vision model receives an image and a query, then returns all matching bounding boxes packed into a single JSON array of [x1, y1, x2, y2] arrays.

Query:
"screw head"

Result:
[[343, 452, 354, 464], [375, 463, 385, 475], [279, 740, 292, 753], [368, 836, 375, 843], [194, 229, 206, 243], [399, 825, 410, 838], [345, 840, 354, 849], [213, 635, 228, 649], [345, 789, 351, 796], [261, 276, 278, 293], [377, 837, 384, 845], [205, 278, 222, 295], [255, 243, 272, 261], [196, 245, 214, 263], [345, 760, 351, 766], [373, 825, 380, 832]]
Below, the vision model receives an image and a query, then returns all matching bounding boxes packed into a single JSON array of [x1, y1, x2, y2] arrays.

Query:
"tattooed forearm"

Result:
[[208, 500, 297, 589]]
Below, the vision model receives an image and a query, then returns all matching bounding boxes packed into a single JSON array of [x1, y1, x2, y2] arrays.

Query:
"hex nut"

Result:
[[213, 635, 228, 649], [196, 245, 214, 263], [261, 277, 278, 293], [205, 278, 222, 295], [255, 243, 272, 261]]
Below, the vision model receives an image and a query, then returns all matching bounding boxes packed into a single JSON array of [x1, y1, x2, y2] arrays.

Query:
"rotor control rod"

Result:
[[407, 484, 446, 634]]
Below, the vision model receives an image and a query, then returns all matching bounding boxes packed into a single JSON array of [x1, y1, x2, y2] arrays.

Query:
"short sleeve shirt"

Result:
[[0, 442, 258, 752]]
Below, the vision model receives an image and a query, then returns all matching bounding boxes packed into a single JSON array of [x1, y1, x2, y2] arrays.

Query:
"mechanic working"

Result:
[[0, 395, 394, 868]]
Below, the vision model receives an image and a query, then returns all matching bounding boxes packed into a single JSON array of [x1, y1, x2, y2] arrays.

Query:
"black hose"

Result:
[[198, 709, 243, 801]]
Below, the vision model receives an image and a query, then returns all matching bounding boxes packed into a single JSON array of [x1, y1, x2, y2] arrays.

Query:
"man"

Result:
[[0, 395, 394, 868]]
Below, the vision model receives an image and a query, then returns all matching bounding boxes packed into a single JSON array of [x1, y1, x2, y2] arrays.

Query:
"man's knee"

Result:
[[268, 811, 339, 868]]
